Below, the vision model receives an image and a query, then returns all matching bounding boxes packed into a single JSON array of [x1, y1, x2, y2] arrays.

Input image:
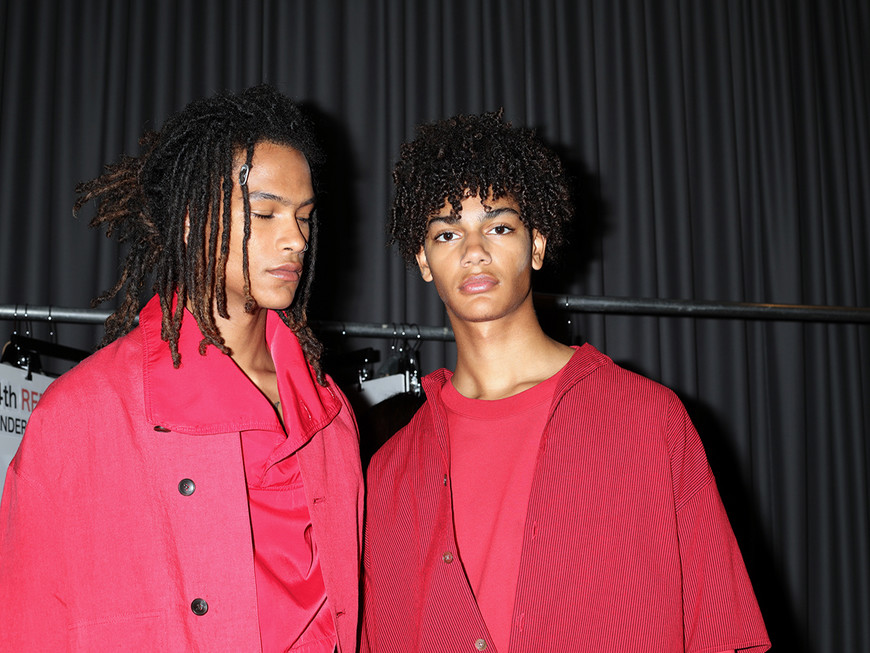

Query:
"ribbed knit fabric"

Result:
[[362, 344, 770, 653]]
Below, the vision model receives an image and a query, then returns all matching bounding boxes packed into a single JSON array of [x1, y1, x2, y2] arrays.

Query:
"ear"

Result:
[[531, 229, 547, 270], [183, 211, 191, 247], [415, 246, 433, 282]]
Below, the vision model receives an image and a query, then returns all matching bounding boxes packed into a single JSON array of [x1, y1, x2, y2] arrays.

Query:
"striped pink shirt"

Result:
[[362, 344, 770, 652]]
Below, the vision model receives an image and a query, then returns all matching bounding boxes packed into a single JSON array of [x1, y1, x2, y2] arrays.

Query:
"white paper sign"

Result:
[[356, 373, 410, 407], [0, 363, 55, 499]]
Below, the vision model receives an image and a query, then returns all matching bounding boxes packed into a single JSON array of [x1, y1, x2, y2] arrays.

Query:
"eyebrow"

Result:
[[426, 205, 520, 227], [248, 190, 316, 208]]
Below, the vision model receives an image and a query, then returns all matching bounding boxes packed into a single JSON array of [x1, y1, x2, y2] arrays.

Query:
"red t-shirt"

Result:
[[442, 370, 562, 653]]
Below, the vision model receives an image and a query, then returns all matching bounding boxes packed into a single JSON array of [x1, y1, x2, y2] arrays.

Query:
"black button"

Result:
[[191, 598, 208, 615], [178, 479, 195, 496]]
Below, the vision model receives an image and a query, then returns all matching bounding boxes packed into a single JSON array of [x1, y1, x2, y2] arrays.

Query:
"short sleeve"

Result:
[[668, 400, 771, 653]]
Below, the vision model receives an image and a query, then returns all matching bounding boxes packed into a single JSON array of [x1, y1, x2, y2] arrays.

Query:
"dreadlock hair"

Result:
[[389, 110, 574, 266], [74, 84, 327, 383]]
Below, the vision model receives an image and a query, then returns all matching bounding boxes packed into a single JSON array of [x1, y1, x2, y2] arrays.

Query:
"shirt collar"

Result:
[[140, 294, 340, 442], [420, 344, 609, 459], [421, 344, 608, 407]]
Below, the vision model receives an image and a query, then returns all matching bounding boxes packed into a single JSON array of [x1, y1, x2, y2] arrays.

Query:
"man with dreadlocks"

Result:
[[0, 85, 363, 652], [361, 112, 769, 653]]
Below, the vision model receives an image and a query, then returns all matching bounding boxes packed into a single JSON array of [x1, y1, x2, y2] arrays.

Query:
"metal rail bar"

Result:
[[314, 321, 454, 341], [1, 295, 868, 345], [533, 294, 870, 323], [0, 306, 115, 325]]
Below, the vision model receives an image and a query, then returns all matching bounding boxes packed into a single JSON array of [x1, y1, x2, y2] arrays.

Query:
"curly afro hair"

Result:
[[389, 110, 573, 265]]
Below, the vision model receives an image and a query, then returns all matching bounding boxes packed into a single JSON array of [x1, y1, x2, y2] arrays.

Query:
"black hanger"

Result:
[[1, 333, 89, 380]]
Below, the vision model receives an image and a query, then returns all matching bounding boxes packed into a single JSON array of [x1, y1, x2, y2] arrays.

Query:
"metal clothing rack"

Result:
[[1, 294, 868, 343], [533, 294, 870, 324]]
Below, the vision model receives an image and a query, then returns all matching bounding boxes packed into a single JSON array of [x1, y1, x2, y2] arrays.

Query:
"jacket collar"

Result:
[[140, 294, 340, 444]]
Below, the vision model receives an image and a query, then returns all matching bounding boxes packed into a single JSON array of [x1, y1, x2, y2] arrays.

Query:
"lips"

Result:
[[267, 263, 303, 282], [459, 274, 498, 294]]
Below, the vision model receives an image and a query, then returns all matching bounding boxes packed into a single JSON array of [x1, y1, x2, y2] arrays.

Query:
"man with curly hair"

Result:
[[361, 111, 769, 653]]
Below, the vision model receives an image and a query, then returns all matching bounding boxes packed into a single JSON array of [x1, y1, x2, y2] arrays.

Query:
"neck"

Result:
[[213, 304, 275, 375], [448, 301, 574, 400]]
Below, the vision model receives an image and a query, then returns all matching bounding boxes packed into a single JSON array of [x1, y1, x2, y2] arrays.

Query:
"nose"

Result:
[[461, 232, 491, 267], [277, 216, 309, 254]]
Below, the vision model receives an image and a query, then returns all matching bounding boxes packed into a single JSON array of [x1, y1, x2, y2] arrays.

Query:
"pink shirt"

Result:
[[241, 428, 336, 652], [442, 371, 560, 653], [363, 344, 770, 652]]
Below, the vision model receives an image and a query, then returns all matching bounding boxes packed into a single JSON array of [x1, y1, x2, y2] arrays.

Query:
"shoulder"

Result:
[[556, 345, 697, 458], [365, 394, 438, 498], [35, 329, 142, 413], [13, 330, 144, 478], [323, 374, 362, 439], [561, 344, 681, 413], [368, 399, 431, 467]]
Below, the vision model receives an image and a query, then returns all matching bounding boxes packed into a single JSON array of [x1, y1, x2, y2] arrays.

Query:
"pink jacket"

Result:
[[0, 296, 364, 652]]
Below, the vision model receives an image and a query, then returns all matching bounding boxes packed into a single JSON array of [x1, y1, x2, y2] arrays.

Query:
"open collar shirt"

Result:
[[362, 344, 770, 653]]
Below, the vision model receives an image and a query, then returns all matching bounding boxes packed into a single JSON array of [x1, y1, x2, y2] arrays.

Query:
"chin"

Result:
[[251, 287, 299, 310], [260, 300, 296, 312], [446, 306, 507, 323], [458, 313, 504, 323]]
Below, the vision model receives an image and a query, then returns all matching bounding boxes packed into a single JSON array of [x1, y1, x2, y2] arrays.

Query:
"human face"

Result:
[[415, 192, 547, 325], [222, 142, 315, 315]]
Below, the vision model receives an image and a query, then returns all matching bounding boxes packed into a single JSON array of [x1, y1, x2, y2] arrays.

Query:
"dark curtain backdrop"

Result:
[[1, 1, 868, 650]]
